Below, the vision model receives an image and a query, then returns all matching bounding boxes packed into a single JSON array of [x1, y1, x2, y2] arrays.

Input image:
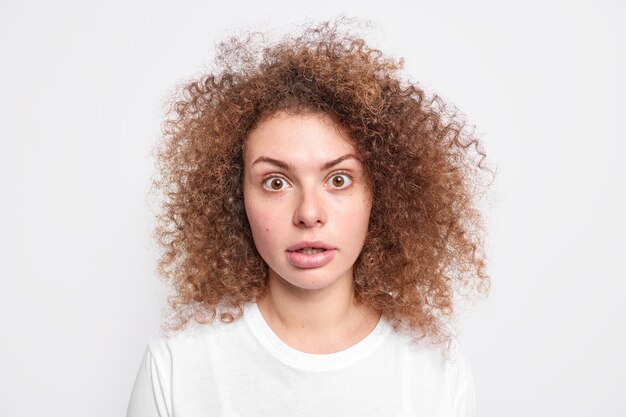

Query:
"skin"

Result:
[[243, 111, 381, 354]]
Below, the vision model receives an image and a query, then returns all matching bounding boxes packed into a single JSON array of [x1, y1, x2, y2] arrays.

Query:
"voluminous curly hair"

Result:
[[154, 19, 491, 342]]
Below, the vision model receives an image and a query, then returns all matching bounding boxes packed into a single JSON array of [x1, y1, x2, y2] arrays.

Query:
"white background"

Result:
[[1, 0, 624, 416]]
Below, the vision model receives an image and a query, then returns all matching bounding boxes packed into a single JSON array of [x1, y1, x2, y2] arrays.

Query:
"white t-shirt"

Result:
[[127, 302, 475, 417]]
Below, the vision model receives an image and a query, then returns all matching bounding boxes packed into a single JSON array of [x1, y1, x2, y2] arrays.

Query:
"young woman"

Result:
[[127, 20, 491, 417]]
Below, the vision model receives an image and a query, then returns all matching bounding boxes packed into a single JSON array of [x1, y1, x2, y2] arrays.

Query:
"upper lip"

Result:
[[287, 241, 336, 252]]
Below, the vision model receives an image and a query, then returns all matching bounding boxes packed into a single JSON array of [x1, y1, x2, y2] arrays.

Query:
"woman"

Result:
[[127, 20, 491, 417]]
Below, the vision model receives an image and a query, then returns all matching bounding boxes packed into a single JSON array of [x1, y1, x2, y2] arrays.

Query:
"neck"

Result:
[[256, 270, 381, 353]]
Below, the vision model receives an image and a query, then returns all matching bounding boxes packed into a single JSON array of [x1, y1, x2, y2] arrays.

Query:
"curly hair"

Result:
[[153, 19, 492, 342]]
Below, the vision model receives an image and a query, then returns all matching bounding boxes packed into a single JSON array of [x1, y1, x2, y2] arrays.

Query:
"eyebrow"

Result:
[[251, 153, 360, 170]]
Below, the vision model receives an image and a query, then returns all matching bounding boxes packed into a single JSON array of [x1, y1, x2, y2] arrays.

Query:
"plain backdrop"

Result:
[[1, 0, 624, 416]]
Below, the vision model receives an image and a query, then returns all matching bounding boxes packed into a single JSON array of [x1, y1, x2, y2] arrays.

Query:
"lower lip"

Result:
[[286, 249, 336, 268]]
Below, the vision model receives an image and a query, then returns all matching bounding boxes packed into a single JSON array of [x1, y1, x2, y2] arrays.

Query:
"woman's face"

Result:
[[243, 111, 372, 292]]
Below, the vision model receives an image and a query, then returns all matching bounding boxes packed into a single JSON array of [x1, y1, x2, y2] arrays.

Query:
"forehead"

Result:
[[243, 112, 357, 165]]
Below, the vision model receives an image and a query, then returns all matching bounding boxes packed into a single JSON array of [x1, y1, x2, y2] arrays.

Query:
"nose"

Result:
[[293, 185, 327, 227]]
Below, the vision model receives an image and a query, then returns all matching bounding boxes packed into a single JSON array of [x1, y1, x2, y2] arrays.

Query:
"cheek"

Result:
[[244, 202, 278, 255], [353, 206, 372, 237], [246, 205, 269, 234], [247, 215, 283, 268], [244, 184, 287, 239], [338, 194, 372, 233]]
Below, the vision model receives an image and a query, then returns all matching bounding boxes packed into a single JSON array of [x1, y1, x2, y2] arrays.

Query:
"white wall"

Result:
[[1, 0, 624, 416]]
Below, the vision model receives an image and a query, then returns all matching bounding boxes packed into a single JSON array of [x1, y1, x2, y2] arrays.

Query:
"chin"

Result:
[[272, 266, 351, 291]]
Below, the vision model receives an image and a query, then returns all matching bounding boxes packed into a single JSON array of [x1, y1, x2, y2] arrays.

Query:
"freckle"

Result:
[[265, 228, 270, 232]]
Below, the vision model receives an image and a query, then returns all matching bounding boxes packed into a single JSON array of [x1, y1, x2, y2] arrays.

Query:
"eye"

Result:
[[263, 176, 289, 191], [327, 173, 352, 189]]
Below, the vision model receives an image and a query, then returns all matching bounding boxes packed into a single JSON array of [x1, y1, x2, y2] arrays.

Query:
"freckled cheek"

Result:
[[246, 210, 286, 264], [352, 210, 371, 234], [340, 202, 372, 241], [244, 192, 272, 232], [248, 210, 267, 232], [334, 194, 372, 223], [247, 209, 282, 244]]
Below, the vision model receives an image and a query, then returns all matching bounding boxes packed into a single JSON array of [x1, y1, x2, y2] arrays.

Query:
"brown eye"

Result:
[[328, 174, 351, 189], [263, 177, 288, 191]]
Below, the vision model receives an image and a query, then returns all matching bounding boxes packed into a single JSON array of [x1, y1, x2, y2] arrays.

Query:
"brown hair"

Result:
[[153, 19, 492, 342]]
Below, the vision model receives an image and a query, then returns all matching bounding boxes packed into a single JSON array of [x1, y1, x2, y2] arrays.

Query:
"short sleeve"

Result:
[[126, 344, 172, 417], [447, 342, 477, 417]]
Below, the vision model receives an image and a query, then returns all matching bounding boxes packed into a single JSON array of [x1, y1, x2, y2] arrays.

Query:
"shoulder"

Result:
[[443, 338, 476, 416], [146, 309, 248, 364], [408, 335, 471, 370], [431, 337, 476, 416], [396, 331, 475, 415], [441, 337, 474, 392], [391, 323, 472, 376], [408, 334, 473, 384], [128, 312, 246, 417]]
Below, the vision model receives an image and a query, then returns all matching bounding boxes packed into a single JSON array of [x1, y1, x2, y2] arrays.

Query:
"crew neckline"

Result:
[[243, 302, 391, 371]]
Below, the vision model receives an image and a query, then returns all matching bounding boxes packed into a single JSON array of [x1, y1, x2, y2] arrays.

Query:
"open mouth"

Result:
[[287, 241, 335, 253], [286, 241, 336, 268], [294, 248, 327, 254]]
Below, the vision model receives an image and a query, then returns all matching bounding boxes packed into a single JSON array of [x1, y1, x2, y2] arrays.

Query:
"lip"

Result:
[[286, 249, 336, 269], [286, 241, 337, 269], [286, 241, 336, 252]]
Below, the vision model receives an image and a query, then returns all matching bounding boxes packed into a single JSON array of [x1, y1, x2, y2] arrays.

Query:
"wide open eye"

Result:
[[327, 173, 352, 189], [263, 176, 289, 191]]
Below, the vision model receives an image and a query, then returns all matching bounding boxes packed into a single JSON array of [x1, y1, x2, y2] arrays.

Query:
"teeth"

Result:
[[296, 248, 326, 254]]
